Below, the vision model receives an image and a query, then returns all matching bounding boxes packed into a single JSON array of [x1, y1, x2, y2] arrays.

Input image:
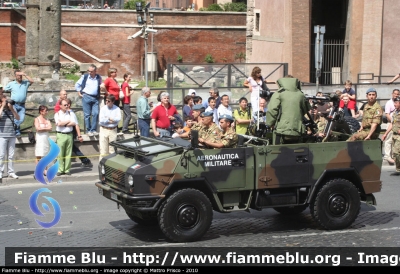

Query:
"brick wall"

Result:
[[0, 9, 246, 79], [291, 0, 310, 82]]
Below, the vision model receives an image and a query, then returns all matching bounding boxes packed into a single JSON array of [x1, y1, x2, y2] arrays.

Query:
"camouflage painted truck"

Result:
[[95, 134, 382, 243]]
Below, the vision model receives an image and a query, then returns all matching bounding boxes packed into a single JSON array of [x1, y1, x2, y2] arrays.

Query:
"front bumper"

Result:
[[95, 182, 164, 211]]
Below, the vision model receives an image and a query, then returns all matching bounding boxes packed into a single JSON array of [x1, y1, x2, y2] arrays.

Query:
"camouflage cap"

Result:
[[219, 114, 234, 122], [201, 111, 214, 117], [366, 87, 377, 94], [192, 104, 204, 111], [394, 97, 400, 102]]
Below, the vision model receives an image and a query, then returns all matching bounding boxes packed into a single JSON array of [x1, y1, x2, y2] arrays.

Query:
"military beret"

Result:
[[201, 111, 214, 117], [366, 87, 377, 94], [192, 104, 204, 111], [394, 97, 400, 102], [219, 114, 234, 122]]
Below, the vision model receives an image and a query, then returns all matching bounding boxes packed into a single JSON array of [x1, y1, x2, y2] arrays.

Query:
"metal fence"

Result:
[[310, 39, 345, 85]]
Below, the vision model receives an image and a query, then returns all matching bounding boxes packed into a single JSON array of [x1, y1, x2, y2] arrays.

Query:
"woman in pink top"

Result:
[[101, 68, 121, 107]]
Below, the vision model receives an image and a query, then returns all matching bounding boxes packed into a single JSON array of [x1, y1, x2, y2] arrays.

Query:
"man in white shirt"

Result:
[[384, 89, 400, 165], [54, 99, 77, 176], [217, 94, 232, 119], [99, 95, 121, 161]]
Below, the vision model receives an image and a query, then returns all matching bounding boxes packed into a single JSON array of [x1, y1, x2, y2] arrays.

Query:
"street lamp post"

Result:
[[127, 1, 157, 87]]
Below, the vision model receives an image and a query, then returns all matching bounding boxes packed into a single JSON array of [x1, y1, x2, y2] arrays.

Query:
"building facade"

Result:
[[247, 0, 400, 84]]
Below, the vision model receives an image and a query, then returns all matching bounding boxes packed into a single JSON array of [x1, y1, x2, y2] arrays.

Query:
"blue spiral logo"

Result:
[[35, 138, 60, 185], [30, 137, 61, 228], [29, 188, 62, 228]]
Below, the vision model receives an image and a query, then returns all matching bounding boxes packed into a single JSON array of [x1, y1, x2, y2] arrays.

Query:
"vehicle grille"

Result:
[[105, 166, 125, 189], [125, 199, 154, 208]]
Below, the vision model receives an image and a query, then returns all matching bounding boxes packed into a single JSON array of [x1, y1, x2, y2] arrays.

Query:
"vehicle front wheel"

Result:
[[273, 204, 308, 215], [311, 179, 360, 230], [158, 188, 213, 242]]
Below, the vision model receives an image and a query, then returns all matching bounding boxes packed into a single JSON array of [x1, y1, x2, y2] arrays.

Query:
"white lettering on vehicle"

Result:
[[197, 153, 239, 167]]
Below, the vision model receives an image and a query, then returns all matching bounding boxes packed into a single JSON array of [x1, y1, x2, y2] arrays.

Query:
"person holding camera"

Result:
[[266, 76, 311, 145], [233, 97, 252, 134], [4, 69, 34, 137], [0, 95, 20, 182], [253, 98, 268, 123], [243, 66, 273, 113]]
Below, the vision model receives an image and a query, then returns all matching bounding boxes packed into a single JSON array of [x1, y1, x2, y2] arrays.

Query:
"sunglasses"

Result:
[[106, 100, 112, 103]]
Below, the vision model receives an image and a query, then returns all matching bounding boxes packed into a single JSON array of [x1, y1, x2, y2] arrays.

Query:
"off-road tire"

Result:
[[311, 179, 360, 230], [273, 204, 309, 215], [343, 116, 361, 134], [158, 188, 213, 242], [126, 212, 158, 226]]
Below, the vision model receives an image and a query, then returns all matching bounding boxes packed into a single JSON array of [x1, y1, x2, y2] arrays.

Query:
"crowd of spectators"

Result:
[[6, 63, 394, 180]]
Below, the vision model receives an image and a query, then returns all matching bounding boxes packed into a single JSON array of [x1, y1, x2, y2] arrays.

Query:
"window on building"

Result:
[[156, 0, 159, 7], [254, 9, 260, 36]]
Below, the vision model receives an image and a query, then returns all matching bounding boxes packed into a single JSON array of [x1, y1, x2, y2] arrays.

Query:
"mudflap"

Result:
[[365, 194, 377, 206]]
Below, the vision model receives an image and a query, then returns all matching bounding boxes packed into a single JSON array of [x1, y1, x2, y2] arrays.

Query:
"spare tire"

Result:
[[343, 116, 361, 134], [332, 116, 361, 134]]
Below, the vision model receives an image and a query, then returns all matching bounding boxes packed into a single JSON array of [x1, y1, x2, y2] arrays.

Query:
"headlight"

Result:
[[128, 175, 134, 186], [101, 164, 105, 175]]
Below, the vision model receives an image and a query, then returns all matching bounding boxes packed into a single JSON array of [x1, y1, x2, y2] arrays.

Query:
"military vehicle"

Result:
[[95, 129, 382, 242]]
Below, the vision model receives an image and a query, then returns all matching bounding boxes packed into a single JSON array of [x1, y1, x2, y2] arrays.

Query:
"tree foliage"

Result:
[[124, 0, 145, 10], [199, 2, 247, 12]]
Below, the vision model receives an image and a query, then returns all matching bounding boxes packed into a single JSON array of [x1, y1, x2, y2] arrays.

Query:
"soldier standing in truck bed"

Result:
[[266, 76, 311, 145], [347, 87, 382, 141]]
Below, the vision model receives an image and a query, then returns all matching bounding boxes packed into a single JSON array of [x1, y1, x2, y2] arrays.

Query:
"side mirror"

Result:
[[191, 130, 199, 148]]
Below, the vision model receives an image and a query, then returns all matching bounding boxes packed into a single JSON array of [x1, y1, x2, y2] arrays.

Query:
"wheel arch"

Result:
[[162, 178, 220, 211], [308, 168, 364, 203]]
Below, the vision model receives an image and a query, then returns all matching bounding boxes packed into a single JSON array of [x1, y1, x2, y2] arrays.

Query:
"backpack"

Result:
[[79, 73, 102, 98]]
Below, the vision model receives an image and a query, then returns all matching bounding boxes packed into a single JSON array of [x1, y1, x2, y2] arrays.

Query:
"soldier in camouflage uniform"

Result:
[[347, 87, 382, 141], [179, 104, 204, 139], [197, 111, 221, 148], [201, 114, 238, 148], [382, 96, 400, 175]]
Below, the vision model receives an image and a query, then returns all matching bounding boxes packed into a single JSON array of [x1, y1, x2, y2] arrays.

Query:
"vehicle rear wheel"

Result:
[[126, 212, 158, 226], [273, 204, 308, 215], [311, 179, 360, 230], [158, 188, 213, 242]]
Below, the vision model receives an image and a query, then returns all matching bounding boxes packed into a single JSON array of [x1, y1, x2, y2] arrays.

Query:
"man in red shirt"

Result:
[[54, 89, 67, 112], [151, 92, 178, 138]]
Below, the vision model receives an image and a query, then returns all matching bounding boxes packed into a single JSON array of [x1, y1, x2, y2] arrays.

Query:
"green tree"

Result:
[[235, 52, 246, 63], [222, 2, 247, 12], [124, 0, 145, 10], [11, 57, 19, 69], [204, 54, 215, 63], [206, 3, 223, 11]]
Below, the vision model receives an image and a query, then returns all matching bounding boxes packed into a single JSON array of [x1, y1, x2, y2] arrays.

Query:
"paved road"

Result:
[[1, 165, 400, 266]]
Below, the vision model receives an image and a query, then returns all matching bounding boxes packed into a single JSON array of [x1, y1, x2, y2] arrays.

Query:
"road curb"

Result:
[[0, 174, 99, 186]]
